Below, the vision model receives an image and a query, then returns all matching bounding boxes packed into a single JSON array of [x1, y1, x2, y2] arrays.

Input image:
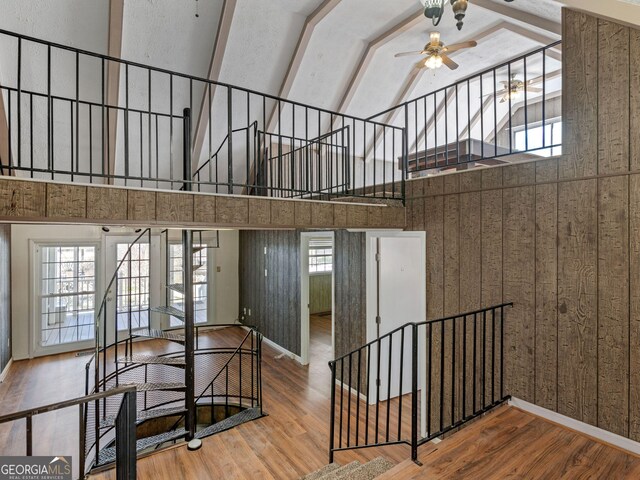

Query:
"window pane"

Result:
[[40, 245, 96, 347]]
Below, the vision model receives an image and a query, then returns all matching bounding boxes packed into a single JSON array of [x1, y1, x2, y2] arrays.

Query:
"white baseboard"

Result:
[[509, 397, 640, 456], [0, 358, 13, 383], [239, 325, 303, 364]]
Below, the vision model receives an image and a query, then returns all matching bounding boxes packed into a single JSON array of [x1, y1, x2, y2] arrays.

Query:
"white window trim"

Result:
[[31, 240, 102, 357]]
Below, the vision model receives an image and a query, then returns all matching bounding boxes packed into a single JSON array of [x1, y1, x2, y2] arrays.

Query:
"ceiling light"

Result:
[[418, 0, 514, 31], [425, 55, 443, 69]]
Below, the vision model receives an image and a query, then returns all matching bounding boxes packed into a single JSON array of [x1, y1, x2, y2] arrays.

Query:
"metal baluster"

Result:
[[356, 349, 361, 447], [329, 361, 336, 463], [463, 315, 467, 420], [411, 324, 418, 462], [397, 327, 405, 440], [347, 353, 352, 447], [339, 358, 344, 448], [385, 335, 392, 442]]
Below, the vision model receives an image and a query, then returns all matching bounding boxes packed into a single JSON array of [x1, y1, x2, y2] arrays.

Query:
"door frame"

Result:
[[300, 231, 335, 366]]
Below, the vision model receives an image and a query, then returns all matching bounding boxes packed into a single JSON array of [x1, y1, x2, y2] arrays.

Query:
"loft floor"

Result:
[[2, 321, 640, 479]]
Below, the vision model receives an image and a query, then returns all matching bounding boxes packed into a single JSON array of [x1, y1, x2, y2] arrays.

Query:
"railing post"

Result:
[[411, 323, 419, 463], [402, 105, 408, 206], [115, 390, 137, 480], [328, 361, 336, 463], [183, 108, 197, 443]]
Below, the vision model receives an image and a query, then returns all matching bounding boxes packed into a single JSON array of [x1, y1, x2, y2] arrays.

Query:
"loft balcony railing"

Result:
[[0, 28, 404, 201], [368, 41, 562, 174]]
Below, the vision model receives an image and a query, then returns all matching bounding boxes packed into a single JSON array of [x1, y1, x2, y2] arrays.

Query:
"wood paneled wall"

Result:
[[334, 231, 367, 360], [309, 274, 331, 314], [0, 178, 405, 230], [405, 6, 640, 442], [239, 229, 366, 360], [239, 230, 301, 356], [0, 224, 10, 373]]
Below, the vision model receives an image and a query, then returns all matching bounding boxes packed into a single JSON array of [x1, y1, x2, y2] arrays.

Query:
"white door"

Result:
[[103, 235, 161, 346], [366, 232, 426, 403]]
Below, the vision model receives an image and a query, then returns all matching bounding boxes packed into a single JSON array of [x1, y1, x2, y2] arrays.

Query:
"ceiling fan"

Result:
[[394, 32, 477, 70], [490, 74, 543, 103]]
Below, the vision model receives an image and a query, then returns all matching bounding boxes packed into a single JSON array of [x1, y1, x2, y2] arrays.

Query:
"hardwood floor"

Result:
[[2, 324, 640, 479]]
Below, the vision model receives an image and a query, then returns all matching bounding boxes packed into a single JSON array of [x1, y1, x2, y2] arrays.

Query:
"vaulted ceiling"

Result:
[[0, 0, 563, 120]]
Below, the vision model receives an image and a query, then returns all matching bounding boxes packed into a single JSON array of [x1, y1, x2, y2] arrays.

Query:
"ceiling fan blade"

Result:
[[442, 40, 477, 53], [395, 50, 425, 58], [440, 54, 459, 70], [483, 89, 508, 98], [525, 86, 543, 93]]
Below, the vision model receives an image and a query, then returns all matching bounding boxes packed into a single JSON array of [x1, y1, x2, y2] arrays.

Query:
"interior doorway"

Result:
[[300, 232, 335, 366]]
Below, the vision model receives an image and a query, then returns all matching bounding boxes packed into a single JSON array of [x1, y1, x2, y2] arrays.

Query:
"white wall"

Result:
[[11, 225, 240, 360]]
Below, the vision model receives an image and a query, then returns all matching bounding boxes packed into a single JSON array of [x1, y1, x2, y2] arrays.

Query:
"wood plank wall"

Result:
[[239, 229, 366, 360], [309, 274, 331, 314], [0, 178, 405, 230], [239, 230, 302, 356], [0, 224, 10, 373], [405, 7, 640, 441]]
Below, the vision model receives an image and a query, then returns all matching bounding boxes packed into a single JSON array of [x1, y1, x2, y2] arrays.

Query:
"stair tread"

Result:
[[108, 382, 186, 393], [151, 305, 185, 319], [133, 328, 186, 344], [346, 458, 395, 480], [100, 406, 187, 428], [195, 407, 263, 439], [300, 463, 341, 480], [319, 461, 361, 480], [97, 428, 187, 464], [116, 354, 185, 366]]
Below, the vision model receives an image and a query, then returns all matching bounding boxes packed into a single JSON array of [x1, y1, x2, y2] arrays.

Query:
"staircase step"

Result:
[[192, 246, 206, 254], [319, 461, 361, 480], [166, 283, 185, 294], [195, 407, 263, 439], [108, 382, 186, 393], [300, 463, 341, 480], [133, 328, 186, 344], [97, 428, 187, 465], [346, 458, 395, 480], [116, 354, 185, 366], [100, 406, 187, 428], [151, 305, 185, 320]]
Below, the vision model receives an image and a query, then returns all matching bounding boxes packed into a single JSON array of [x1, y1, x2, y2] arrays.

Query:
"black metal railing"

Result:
[[0, 28, 404, 200], [369, 41, 562, 174], [0, 386, 137, 480], [328, 303, 512, 463]]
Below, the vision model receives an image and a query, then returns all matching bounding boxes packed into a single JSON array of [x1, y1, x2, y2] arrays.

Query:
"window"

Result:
[[309, 240, 332, 274], [39, 245, 96, 347], [514, 121, 562, 157], [116, 242, 150, 331], [169, 244, 208, 326]]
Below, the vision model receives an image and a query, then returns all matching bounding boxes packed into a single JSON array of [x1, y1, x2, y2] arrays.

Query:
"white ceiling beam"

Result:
[[191, 0, 238, 170], [471, 0, 561, 35], [335, 9, 424, 117], [103, 0, 124, 184], [264, 0, 341, 133]]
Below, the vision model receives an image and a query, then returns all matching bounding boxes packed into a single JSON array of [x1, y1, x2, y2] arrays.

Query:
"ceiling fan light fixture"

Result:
[[425, 54, 443, 69]]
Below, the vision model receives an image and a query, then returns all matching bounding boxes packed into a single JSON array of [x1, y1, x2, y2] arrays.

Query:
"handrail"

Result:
[[0, 386, 136, 424], [86, 228, 151, 370], [330, 302, 514, 365], [368, 40, 562, 120], [166, 326, 261, 432], [0, 28, 400, 129], [328, 303, 513, 464], [193, 121, 258, 177]]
